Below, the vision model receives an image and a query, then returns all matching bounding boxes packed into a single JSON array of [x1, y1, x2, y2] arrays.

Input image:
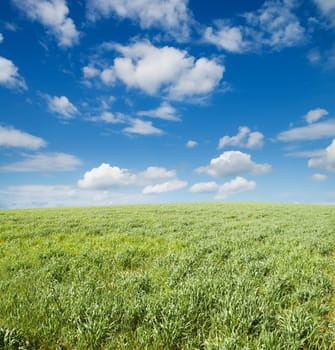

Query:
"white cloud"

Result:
[[100, 67, 116, 85], [189, 181, 219, 193], [87, 0, 191, 39], [78, 163, 178, 189], [308, 139, 335, 172], [196, 151, 271, 178], [203, 25, 246, 53], [12, 0, 79, 47], [313, 0, 335, 26], [83, 65, 100, 79], [218, 126, 264, 149], [244, 0, 305, 50], [138, 102, 180, 121], [304, 108, 328, 124], [278, 119, 335, 141], [204, 0, 305, 52], [168, 57, 224, 100], [1, 153, 82, 172], [78, 163, 135, 189], [247, 132, 264, 149], [186, 140, 198, 148], [216, 176, 256, 199], [104, 40, 224, 100], [311, 173, 327, 181], [123, 119, 163, 135], [142, 180, 187, 194], [88, 111, 126, 124], [0, 33, 3, 43], [0, 56, 27, 90], [0, 125, 46, 149], [138, 166, 176, 181], [47, 95, 78, 118]]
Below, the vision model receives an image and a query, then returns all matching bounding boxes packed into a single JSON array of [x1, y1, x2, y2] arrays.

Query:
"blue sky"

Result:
[[0, 0, 335, 208]]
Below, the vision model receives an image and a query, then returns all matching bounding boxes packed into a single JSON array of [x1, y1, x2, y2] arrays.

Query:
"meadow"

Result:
[[0, 202, 335, 349]]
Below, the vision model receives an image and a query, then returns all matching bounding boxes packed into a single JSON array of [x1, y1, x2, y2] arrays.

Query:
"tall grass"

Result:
[[0, 202, 335, 349]]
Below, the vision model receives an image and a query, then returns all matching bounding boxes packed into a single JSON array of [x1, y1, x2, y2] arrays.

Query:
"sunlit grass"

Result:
[[1, 202, 335, 349]]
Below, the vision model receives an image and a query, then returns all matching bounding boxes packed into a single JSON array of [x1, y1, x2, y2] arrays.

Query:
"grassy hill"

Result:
[[1, 203, 335, 349]]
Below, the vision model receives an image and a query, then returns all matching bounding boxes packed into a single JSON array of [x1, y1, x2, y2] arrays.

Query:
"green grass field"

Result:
[[1, 202, 335, 349]]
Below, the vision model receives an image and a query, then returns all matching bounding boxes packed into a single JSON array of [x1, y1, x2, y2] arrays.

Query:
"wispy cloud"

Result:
[[0, 125, 46, 149]]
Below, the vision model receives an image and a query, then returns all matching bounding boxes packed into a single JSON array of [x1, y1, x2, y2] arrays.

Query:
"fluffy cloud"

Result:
[[78, 163, 178, 189], [304, 108, 328, 124], [0, 126, 46, 149], [47, 95, 78, 118], [216, 176, 256, 199], [186, 140, 198, 148], [204, 0, 305, 52], [1, 153, 82, 172], [123, 119, 163, 135], [189, 181, 219, 193], [196, 151, 271, 178], [313, 0, 335, 26], [78, 163, 135, 188], [189, 177, 256, 199], [244, 0, 305, 50], [100, 40, 224, 100], [204, 24, 246, 53], [87, 0, 191, 39], [138, 102, 180, 121], [142, 180, 187, 194], [218, 126, 264, 149], [0, 33, 3, 43], [12, 0, 79, 47], [308, 139, 335, 172], [83, 65, 100, 79], [311, 173, 327, 181], [278, 120, 335, 141], [0, 56, 27, 90]]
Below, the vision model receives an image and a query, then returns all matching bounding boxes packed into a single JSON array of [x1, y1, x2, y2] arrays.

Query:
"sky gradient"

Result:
[[0, 0, 335, 208]]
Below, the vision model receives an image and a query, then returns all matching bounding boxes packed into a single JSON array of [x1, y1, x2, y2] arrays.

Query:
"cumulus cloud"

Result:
[[123, 119, 163, 135], [189, 181, 219, 193], [12, 0, 79, 47], [308, 139, 335, 172], [0, 56, 27, 90], [196, 151, 271, 178], [204, 24, 246, 53], [83, 65, 100, 79], [87, 0, 191, 39], [218, 126, 264, 149], [313, 0, 335, 26], [204, 0, 305, 52], [216, 176, 256, 199], [311, 173, 327, 181], [100, 40, 224, 100], [142, 180, 187, 194], [1, 153, 82, 172], [138, 102, 180, 121], [304, 108, 328, 124], [190, 177, 256, 199], [0, 126, 46, 149], [186, 140, 198, 148], [278, 119, 335, 141], [78, 163, 178, 189], [47, 95, 78, 118]]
